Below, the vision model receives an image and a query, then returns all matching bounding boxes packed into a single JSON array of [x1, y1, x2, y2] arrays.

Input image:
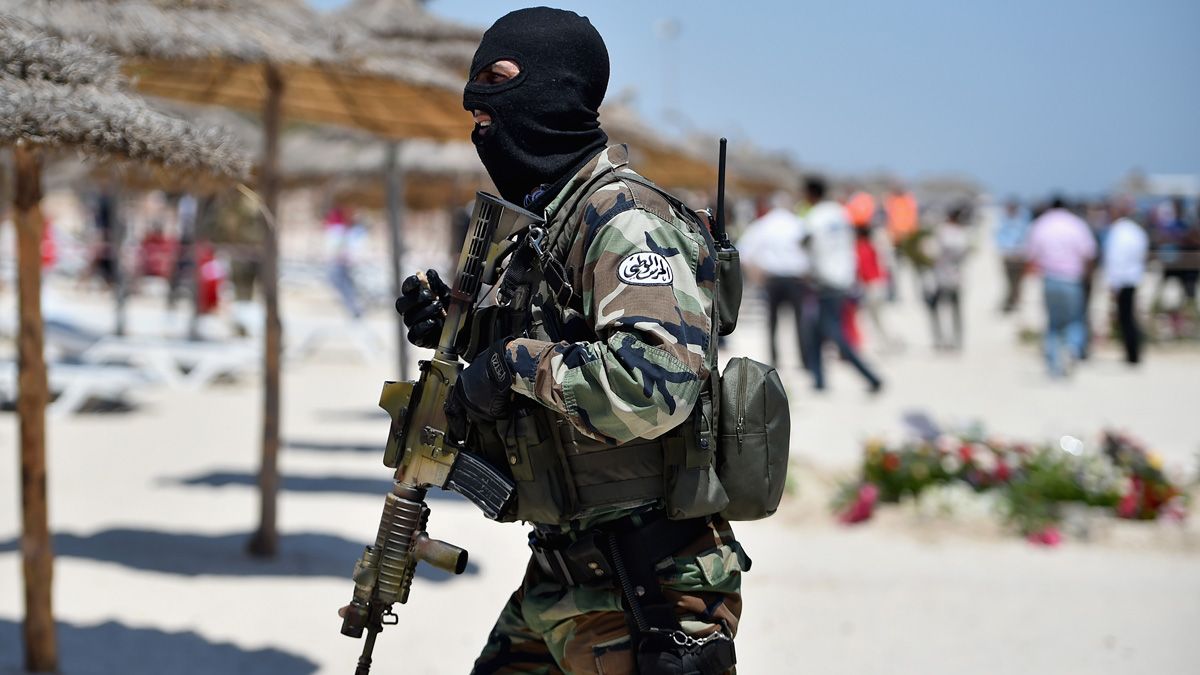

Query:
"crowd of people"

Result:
[[738, 175, 1200, 385], [737, 176, 903, 393], [996, 193, 1199, 376]]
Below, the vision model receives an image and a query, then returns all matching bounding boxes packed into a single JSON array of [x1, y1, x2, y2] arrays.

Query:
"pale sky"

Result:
[[313, 0, 1200, 198]]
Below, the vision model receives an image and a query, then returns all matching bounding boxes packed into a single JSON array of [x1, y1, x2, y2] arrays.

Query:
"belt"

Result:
[[528, 511, 710, 588]]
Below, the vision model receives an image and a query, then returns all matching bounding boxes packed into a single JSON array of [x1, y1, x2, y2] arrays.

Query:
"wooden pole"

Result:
[[384, 141, 408, 378], [14, 142, 58, 672], [247, 64, 284, 558], [187, 196, 209, 342], [0, 151, 11, 295], [110, 191, 127, 337]]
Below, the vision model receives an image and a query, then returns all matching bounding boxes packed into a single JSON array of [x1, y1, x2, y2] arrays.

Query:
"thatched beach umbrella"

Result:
[[281, 127, 488, 209], [337, 0, 480, 76], [0, 16, 249, 672], [0, 0, 474, 558], [149, 99, 487, 209]]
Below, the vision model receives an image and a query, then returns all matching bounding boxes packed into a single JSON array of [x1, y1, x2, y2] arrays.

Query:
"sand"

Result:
[[1, 230, 1197, 674]]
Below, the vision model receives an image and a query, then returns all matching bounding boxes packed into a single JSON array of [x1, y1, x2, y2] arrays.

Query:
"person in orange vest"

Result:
[[847, 191, 899, 351], [885, 183, 919, 301]]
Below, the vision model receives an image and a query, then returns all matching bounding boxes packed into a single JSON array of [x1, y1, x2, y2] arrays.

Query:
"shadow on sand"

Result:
[[168, 471, 466, 502], [312, 407, 391, 423], [0, 619, 316, 674], [286, 438, 383, 454], [0, 529, 478, 580]]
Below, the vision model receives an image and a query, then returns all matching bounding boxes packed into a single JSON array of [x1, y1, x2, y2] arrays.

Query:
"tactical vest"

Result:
[[468, 168, 730, 526]]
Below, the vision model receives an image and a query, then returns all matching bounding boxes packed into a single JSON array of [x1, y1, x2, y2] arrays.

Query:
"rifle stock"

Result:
[[340, 193, 543, 673]]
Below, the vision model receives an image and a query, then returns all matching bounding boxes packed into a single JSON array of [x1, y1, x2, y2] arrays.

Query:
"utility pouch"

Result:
[[528, 530, 614, 586], [714, 244, 743, 337], [664, 392, 729, 520], [488, 407, 579, 525], [716, 357, 790, 520]]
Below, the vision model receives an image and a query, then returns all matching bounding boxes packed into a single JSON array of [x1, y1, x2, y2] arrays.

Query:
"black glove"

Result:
[[394, 269, 451, 348], [444, 340, 514, 443]]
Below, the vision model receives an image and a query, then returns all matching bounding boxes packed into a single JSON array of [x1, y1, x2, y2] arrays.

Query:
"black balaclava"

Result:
[[463, 7, 610, 208]]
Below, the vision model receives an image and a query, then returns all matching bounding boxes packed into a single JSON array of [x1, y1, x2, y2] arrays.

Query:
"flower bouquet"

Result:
[[834, 428, 1190, 544]]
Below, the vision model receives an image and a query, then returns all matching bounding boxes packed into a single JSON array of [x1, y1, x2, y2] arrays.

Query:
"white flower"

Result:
[[941, 454, 963, 474], [973, 448, 998, 473]]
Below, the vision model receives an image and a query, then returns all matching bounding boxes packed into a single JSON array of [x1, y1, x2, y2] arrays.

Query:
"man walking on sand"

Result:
[[738, 192, 811, 369], [801, 176, 884, 393], [1103, 196, 1149, 365], [1025, 196, 1097, 377]]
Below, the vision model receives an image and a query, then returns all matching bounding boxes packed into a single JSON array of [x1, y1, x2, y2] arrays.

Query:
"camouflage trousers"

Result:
[[470, 518, 747, 675]]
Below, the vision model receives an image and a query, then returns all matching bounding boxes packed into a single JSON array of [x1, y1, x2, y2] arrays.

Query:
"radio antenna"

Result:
[[715, 137, 729, 247]]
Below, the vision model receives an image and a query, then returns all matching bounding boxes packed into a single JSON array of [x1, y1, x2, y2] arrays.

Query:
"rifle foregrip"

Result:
[[413, 532, 468, 574]]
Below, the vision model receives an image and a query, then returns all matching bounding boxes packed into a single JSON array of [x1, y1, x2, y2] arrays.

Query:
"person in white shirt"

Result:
[[738, 192, 812, 368], [1103, 196, 1149, 364], [925, 205, 971, 350], [801, 176, 883, 392]]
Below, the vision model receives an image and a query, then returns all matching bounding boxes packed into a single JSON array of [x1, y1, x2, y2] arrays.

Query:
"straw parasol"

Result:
[[337, 0, 480, 76], [0, 0, 476, 558], [1, 16, 249, 672], [152, 99, 488, 209], [1, 0, 469, 141], [280, 126, 488, 209]]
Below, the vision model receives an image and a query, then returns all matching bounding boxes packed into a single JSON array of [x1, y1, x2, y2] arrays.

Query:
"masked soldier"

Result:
[[396, 8, 747, 674]]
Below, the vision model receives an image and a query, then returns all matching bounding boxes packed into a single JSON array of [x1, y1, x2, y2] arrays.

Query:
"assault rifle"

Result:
[[340, 192, 543, 674]]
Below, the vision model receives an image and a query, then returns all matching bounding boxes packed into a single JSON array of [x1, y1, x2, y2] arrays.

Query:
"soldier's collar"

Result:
[[541, 144, 630, 222]]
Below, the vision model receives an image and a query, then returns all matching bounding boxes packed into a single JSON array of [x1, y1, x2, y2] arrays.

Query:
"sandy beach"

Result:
[[2, 231, 1197, 674]]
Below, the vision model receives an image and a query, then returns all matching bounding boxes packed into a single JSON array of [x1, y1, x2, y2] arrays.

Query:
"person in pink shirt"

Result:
[[1025, 196, 1098, 377]]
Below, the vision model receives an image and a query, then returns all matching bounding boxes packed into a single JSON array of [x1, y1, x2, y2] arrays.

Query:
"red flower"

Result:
[[1027, 527, 1063, 547], [1117, 478, 1143, 518], [882, 453, 901, 472], [994, 461, 1011, 483], [958, 444, 973, 462], [839, 484, 879, 524], [1117, 491, 1139, 519]]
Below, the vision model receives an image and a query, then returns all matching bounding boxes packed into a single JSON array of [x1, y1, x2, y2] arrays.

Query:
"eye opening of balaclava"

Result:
[[463, 7, 610, 209]]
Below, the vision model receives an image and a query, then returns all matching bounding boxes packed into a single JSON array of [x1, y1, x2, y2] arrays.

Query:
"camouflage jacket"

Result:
[[503, 145, 717, 445]]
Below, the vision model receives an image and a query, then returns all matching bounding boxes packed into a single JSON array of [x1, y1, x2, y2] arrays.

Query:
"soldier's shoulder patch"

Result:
[[617, 251, 673, 286]]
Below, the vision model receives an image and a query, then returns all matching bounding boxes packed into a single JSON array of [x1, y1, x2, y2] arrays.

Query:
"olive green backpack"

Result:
[[714, 356, 790, 520]]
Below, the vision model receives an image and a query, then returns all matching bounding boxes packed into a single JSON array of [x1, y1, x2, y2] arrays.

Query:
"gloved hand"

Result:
[[444, 339, 514, 443], [394, 269, 451, 348]]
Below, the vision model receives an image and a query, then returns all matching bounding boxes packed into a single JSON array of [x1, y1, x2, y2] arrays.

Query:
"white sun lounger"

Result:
[[82, 336, 260, 390], [0, 361, 152, 416], [40, 317, 260, 390]]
